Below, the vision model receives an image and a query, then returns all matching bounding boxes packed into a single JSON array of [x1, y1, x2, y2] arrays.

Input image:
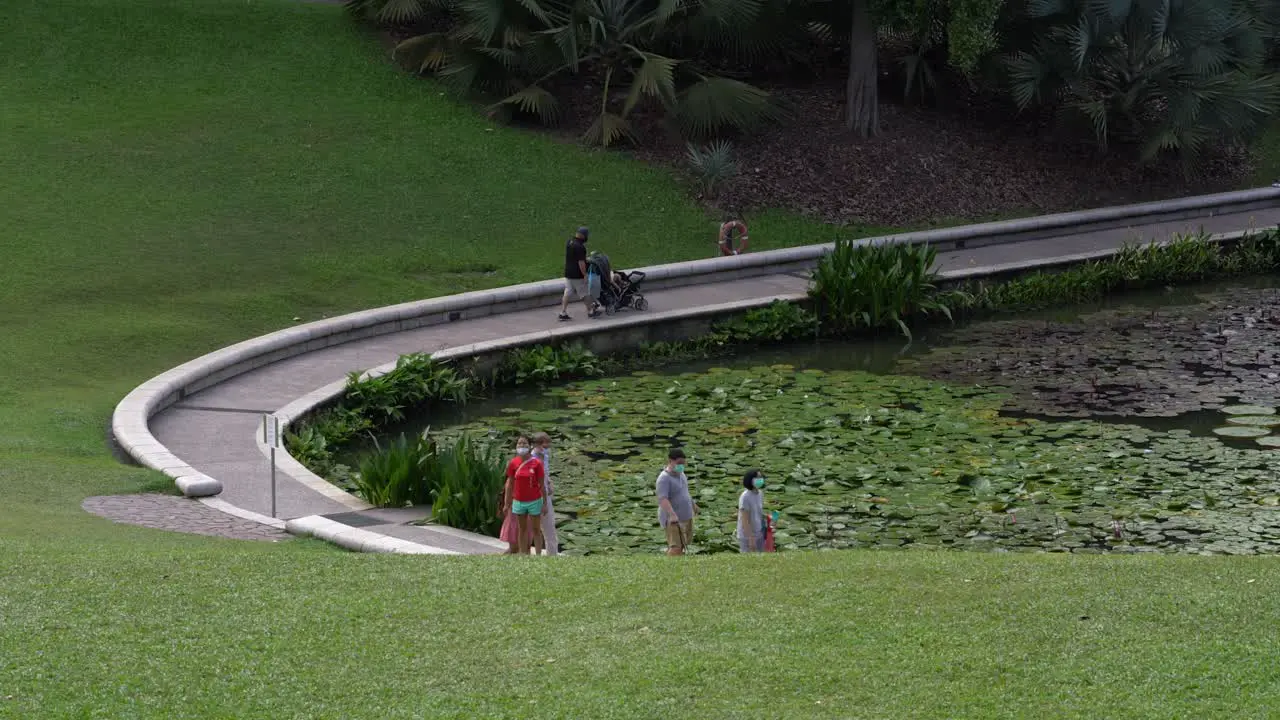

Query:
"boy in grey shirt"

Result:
[[655, 447, 698, 556]]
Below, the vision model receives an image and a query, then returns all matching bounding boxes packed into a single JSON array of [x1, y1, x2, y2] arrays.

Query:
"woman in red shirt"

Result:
[[509, 442, 547, 555]]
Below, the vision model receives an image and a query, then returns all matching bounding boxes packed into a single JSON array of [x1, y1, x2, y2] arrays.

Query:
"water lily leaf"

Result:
[[1222, 405, 1277, 416], [1225, 415, 1280, 427], [1212, 426, 1271, 438]]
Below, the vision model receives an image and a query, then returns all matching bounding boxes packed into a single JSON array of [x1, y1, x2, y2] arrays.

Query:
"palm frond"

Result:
[[673, 75, 777, 138], [455, 0, 509, 43], [491, 84, 561, 123], [395, 32, 454, 72], [622, 50, 679, 114], [582, 111, 636, 147]]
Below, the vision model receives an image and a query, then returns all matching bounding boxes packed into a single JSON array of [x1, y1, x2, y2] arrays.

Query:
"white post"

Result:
[[262, 414, 280, 518]]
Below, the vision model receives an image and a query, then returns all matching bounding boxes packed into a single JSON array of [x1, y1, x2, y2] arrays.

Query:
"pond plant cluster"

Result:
[[287, 231, 1280, 555]]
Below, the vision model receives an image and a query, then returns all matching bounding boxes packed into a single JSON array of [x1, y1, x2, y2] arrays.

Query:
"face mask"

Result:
[[516, 447, 530, 456], [753, 476, 765, 489], [674, 464, 686, 474]]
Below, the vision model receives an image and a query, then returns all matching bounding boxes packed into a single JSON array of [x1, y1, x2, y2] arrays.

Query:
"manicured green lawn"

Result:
[[2, 0, 1278, 717]]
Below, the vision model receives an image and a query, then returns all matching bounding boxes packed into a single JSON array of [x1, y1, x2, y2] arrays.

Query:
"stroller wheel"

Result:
[[633, 296, 648, 311], [604, 302, 616, 315]]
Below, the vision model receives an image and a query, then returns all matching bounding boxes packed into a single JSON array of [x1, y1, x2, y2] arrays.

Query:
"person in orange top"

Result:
[[509, 440, 547, 555], [501, 435, 534, 554]]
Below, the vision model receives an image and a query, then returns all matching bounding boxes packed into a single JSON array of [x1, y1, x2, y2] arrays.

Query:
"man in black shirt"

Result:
[[559, 226, 600, 321]]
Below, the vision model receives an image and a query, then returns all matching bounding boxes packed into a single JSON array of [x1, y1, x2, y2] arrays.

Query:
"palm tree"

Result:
[[1006, 0, 1279, 160], [367, 0, 786, 146]]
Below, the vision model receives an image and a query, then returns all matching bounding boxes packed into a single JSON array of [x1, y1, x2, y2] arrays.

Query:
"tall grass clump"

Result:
[[429, 435, 505, 537], [810, 240, 967, 338], [353, 433, 505, 534]]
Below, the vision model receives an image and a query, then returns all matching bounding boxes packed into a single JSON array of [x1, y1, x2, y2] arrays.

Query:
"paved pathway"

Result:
[[142, 207, 1280, 541], [82, 495, 290, 541]]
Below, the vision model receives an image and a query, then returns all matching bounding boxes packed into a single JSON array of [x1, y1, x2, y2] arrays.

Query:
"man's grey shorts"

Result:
[[563, 277, 588, 299]]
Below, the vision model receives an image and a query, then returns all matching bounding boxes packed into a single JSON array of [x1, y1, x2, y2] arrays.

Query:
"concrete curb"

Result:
[[284, 515, 460, 554]]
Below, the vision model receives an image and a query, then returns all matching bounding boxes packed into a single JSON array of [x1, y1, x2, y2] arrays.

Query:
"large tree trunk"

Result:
[[845, 0, 879, 137]]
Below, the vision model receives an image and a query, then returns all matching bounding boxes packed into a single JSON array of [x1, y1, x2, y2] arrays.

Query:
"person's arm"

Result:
[[500, 476, 513, 517], [578, 259, 588, 278]]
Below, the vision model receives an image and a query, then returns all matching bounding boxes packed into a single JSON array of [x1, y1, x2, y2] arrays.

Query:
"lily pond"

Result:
[[415, 281, 1280, 556]]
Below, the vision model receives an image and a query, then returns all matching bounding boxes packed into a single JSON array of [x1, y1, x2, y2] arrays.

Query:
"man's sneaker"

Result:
[[588, 308, 602, 319], [558, 313, 572, 321]]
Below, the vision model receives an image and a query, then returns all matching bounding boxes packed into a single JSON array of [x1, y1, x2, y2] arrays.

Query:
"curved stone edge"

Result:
[[285, 515, 459, 555], [110, 189, 1279, 500]]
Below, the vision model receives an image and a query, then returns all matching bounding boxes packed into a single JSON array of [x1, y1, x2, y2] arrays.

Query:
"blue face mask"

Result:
[[753, 476, 765, 489], [674, 464, 686, 474]]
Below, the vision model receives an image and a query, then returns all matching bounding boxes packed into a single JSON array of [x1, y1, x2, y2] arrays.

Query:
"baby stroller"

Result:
[[587, 252, 649, 314]]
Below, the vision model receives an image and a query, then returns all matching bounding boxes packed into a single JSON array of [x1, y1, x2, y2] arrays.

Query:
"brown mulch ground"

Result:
[[631, 83, 1250, 226]]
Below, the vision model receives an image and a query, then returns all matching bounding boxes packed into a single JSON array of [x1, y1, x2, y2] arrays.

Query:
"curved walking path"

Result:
[[129, 200, 1280, 552]]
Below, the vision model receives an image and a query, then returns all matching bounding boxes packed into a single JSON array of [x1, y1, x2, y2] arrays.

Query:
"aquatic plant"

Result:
[[961, 230, 1280, 313], [810, 240, 967, 338], [494, 344, 604, 386], [352, 433, 505, 534]]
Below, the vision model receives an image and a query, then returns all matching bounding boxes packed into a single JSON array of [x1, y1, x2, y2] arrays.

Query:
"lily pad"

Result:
[[1211, 426, 1271, 438], [1222, 405, 1277, 416], [1256, 436, 1280, 449], [1225, 415, 1280, 427]]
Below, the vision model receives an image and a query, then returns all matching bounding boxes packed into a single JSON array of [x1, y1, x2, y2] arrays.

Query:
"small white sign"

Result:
[[262, 414, 281, 448]]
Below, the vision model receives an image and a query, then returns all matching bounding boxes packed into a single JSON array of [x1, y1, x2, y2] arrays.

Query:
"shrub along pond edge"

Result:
[[286, 229, 1280, 539]]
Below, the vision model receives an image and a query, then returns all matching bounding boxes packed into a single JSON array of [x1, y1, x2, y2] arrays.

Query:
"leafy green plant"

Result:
[[716, 301, 819, 344], [810, 240, 967, 338], [430, 434, 506, 536], [685, 140, 739, 198], [961, 230, 1280, 312], [496, 344, 604, 385], [284, 425, 335, 476], [351, 432, 505, 534], [1005, 0, 1280, 162], [355, 434, 432, 507]]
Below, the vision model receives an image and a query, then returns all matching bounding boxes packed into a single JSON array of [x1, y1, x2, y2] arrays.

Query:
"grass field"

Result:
[[2, 1, 1279, 717]]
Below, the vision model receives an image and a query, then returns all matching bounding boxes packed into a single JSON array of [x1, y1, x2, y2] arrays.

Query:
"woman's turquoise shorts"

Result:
[[512, 498, 544, 515]]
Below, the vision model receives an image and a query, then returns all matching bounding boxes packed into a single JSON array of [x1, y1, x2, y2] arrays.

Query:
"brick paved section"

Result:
[[82, 495, 290, 542]]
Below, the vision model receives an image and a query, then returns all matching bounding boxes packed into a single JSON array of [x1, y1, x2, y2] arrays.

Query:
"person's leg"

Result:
[[533, 514, 545, 556], [515, 508, 531, 554], [541, 496, 559, 556], [559, 279, 573, 318], [664, 521, 684, 556], [501, 510, 517, 554]]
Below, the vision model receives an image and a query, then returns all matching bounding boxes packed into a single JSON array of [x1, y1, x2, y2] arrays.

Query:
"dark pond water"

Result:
[[355, 276, 1280, 556]]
